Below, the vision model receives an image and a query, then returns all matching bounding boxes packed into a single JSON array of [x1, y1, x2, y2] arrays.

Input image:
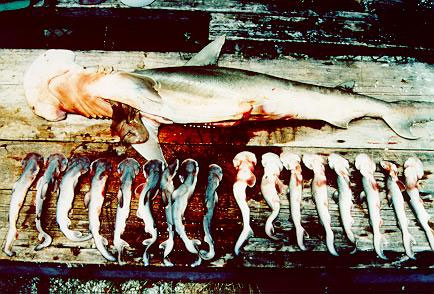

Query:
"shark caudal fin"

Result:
[[325, 228, 339, 256], [383, 101, 434, 139], [295, 226, 308, 251], [234, 226, 254, 255], [373, 233, 387, 260]]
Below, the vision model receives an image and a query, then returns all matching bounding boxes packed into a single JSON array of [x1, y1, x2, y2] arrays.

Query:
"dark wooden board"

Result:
[[0, 0, 433, 60]]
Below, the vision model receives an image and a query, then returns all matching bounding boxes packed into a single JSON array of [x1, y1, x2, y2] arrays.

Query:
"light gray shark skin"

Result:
[[159, 159, 179, 266], [113, 158, 140, 265], [137, 159, 163, 266], [172, 159, 201, 257], [130, 65, 434, 162], [34, 153, 68, 251], [199, 164, 223, 261], [56, 157, 92, 242], [4, 153, 43, 257], [87, 159, 116, 262], [404, 157, 434, 251]]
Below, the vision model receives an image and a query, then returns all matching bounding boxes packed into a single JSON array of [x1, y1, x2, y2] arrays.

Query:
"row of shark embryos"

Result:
[[234, 151, 433, 260], [2, 151, 432, 266]]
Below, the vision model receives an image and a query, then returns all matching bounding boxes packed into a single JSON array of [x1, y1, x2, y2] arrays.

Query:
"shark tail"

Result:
[[199, 234, 215, 260], [422, 223, 434, 251], [234, 226, 254, 255], [373, 232, 387, 260], [383, 101, 434, 139], [35, 231, 53, 251], [62, 227, 92, 242], [265, 209, 280, 240], [402, 231, 416, 259], [114, 239, 130, 265], [343, 222, 356, 244], [295, 225, 308, 251], [94, 235, 116, 262], [325, 227, 339, 256], [159, 234, 175, 258]]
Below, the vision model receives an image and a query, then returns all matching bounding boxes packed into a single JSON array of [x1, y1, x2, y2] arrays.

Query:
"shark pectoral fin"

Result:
[[118, 72, 162, 103], [132, 141, 164, 162], [185, 35, 226, 66], [132, 117, 165, 162]]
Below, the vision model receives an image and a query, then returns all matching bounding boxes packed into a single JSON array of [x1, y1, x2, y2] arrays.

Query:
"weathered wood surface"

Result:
[[0, 49, 433, 270], [54, 0, 434, 13], [0, 0, 433, 59]]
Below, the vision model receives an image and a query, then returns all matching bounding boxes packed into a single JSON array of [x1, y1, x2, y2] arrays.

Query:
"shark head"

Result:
[[23, 49, 82, 121]]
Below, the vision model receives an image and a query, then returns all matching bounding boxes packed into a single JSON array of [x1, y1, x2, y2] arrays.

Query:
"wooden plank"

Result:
[[54, 0, 434, 16], [0, 49, 433, 149], [54, 0, 361, 14], [0, 1, 433, 58], [0, 142, 433, 268], [209, 12, 377, 45]]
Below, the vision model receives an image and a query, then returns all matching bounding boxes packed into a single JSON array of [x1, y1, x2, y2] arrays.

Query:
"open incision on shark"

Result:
[[23, 36, 434, 162]]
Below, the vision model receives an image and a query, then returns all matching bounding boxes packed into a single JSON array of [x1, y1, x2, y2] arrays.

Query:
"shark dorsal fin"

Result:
[[185, 35, 226, 66]]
